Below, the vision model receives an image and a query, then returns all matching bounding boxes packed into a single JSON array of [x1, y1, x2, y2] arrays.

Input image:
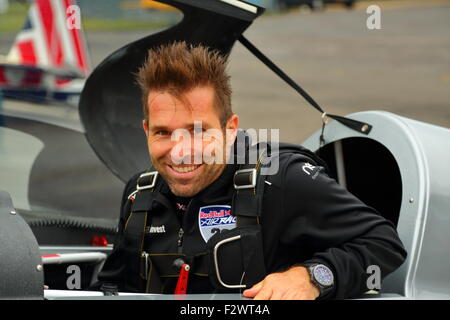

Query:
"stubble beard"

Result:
[[152, 158, 227, 197]]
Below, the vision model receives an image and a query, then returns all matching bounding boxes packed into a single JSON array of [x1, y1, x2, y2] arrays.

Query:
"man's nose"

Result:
[[170, 138, 203, 165]]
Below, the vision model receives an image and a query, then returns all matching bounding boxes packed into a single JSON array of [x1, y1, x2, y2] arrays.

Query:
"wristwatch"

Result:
[[305, 264, 334, 298]]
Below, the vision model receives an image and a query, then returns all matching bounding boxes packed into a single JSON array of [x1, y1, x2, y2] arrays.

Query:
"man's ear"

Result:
[[227, 114, 239, 131], [225, 114, 239, 145], [143, 119, 149, 138]]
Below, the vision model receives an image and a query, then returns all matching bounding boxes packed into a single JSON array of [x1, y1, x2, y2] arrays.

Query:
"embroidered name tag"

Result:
[[145, 225, 166, 234]]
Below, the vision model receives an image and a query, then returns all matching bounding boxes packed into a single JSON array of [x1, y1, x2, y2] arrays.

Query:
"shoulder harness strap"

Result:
[[232, 144, 269, 227], [122, 169, 163, 292]]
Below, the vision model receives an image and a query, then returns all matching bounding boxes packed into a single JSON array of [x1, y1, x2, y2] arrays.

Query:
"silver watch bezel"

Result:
[[311, 264, 334, 287]]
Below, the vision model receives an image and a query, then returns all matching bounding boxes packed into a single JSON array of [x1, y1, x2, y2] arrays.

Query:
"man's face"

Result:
[[143, 86, 239, 197]]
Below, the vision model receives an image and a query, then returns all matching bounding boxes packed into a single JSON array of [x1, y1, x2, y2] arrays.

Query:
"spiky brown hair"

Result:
[[136, 41, 233, 127]]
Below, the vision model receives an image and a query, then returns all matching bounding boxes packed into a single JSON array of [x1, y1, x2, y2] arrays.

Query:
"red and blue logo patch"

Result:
[[198, 205, 236, 243]]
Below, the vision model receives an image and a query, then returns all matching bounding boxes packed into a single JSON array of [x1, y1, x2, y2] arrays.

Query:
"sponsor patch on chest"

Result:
[[198, 205, 236, 243]]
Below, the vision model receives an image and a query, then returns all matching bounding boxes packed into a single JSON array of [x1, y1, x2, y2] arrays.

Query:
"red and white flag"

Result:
[[8, 0, 90, 74], [1, 0, 90, 89]]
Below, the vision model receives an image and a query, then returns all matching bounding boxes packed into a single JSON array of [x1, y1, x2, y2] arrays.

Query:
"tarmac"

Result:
[[1, 0, 449, 143], [229, 0, 450, 142]]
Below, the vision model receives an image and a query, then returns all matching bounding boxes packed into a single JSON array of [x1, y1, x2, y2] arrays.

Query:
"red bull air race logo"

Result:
[[198, 205, 236, 243]]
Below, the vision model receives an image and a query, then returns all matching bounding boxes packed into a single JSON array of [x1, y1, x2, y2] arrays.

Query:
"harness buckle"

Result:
[[137, 171, 158, 191], [233, 168, 257, 190], [213, 235, 246, 289]]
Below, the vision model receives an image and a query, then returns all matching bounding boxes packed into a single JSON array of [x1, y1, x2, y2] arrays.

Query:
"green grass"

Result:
[[0, 2, 30, 34], [81, 18, 170, 32], [0, 2, 171, 34]]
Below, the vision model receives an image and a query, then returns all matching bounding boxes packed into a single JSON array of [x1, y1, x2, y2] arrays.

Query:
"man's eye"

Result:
[[155, 131, 169, 136]]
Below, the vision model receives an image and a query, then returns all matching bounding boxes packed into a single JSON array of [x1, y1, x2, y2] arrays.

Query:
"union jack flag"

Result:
[[0, 0, 89, 92]]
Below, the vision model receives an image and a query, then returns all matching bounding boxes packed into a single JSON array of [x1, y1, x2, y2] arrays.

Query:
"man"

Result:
[[97, 42, 406, 300]]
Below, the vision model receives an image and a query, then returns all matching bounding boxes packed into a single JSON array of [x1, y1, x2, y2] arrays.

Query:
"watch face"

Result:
[[313, 265, 334, 287]]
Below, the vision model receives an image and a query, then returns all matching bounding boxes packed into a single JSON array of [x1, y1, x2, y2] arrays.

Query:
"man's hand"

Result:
[[242, 266, 320, 300]]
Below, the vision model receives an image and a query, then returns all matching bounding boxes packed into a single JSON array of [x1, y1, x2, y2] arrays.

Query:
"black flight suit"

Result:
[[97, 143, 407, 299]]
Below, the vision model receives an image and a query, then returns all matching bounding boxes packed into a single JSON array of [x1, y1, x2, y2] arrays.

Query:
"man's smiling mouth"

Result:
[[169, 164, 202, 174]]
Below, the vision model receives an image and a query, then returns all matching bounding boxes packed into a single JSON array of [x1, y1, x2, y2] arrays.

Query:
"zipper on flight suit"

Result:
[[141, 251, 150, 280], [176, 199, 192, 254], [177, 228, 184, 254]]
